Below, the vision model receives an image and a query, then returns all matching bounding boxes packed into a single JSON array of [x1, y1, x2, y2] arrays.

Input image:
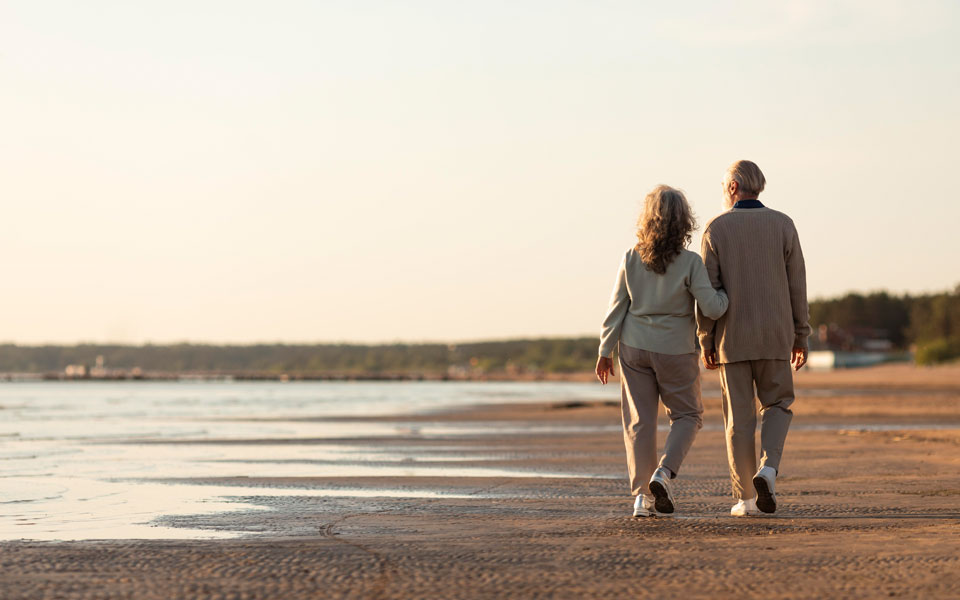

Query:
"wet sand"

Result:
[[2, 366, 959, 599]]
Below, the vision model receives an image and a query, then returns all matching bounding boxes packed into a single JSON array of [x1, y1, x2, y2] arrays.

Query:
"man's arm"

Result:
[[786, 223, 811, 369], [696, 229, 722, 369]]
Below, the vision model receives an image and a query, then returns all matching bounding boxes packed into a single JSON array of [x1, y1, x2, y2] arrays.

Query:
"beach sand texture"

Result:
[[1, 365, 958, 599]]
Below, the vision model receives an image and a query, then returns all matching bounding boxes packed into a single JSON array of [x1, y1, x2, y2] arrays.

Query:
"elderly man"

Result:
[[697, 160, 810, 516]]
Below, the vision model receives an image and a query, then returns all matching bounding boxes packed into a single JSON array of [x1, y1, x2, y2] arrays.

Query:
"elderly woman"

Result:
[[597, 185, 728, 517]]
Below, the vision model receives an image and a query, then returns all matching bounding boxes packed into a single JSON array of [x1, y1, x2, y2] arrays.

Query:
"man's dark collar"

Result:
[[733, 199, 764, 209]]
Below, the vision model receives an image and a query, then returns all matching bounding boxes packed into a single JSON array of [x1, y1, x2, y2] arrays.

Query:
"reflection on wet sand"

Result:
[[1, 478, 495, 541], [3, 380, 959, 541], [1, 381, 619, 541]]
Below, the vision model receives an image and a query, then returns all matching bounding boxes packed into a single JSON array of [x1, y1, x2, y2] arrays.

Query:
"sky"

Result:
[[1, 1, 959, 345]]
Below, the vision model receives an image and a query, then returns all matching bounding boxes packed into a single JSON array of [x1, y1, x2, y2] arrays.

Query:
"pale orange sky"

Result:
[[1, 1, 958, 344]]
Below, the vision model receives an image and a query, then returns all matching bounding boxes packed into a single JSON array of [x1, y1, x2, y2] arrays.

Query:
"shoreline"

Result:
[[2, 361, 959, 389], [2, 366, 959, 598]]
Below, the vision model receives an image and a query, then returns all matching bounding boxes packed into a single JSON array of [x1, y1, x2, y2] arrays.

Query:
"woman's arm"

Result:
[[598, 254, 630, 358], [689, 255, 728, 320]]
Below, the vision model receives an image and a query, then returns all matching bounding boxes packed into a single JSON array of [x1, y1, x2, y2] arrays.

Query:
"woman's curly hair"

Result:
[[635, 185, 697, 274]]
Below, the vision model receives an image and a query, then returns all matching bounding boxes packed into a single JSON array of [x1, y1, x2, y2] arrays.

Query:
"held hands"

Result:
[[701, 349, 719, 370], [791, 347, 808, 371], [595, 356, 615, 384]]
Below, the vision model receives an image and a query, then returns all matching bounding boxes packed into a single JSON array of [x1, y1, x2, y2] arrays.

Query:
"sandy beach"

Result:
[[2, 365, 959, 599]]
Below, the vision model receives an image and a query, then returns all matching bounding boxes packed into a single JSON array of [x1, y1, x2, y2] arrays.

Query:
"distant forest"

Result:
[[809, 285, 960, 365], [1, 285, 957, 376], [0, 338, 599, 378]]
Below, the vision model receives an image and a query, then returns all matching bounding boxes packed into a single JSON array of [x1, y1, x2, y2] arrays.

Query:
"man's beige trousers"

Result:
[[718, 359, 795, 499], [618, 343, 703, 496]]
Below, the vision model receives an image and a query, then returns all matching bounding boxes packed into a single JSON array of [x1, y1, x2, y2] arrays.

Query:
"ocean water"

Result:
[[0, 381, 615, 541]]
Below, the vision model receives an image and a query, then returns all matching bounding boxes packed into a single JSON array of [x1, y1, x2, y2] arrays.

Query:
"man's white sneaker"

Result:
[[730, 497, 759, 516], [752, 466, 778, 514], [648, 467, 675, 514], [633, 494, 655, 517]]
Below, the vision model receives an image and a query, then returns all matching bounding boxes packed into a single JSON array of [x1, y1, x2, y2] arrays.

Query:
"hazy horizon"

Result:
[[0, 278, 953, 349], [3, 1, 959, 344]]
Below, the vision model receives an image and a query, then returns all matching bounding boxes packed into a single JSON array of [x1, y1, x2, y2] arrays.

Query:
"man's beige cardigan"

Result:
[[696, 204, 810, 363]]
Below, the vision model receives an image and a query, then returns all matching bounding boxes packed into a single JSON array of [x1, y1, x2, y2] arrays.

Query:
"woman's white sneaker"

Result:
[[633, 494, 655, 517], [730, 497, 759, 516], [648, 467, 675, 514]]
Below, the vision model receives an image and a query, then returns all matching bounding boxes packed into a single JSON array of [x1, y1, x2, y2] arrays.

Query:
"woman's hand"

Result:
[[596, 356, 615, 384]]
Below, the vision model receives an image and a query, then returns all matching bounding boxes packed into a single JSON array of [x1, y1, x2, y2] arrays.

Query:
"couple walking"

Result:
[[596, 159, 810, 518]]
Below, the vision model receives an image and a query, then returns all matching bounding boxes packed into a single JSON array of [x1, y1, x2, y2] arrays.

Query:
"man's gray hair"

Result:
[[726, 160, 766, 197]]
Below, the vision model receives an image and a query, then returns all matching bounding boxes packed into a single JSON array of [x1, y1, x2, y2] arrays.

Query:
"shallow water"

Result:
[[0, 381, 614, 541], [2, 381, 956, 541]]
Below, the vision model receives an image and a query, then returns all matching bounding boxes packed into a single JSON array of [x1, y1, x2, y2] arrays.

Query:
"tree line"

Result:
[[0, 338, 600, 377], [809, 285, 960, 364], [0, 285, 957, 376]]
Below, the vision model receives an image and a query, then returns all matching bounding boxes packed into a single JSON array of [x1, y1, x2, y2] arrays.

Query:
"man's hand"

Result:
[[701, 349, 719, 370], [596, 356, 615, 384], [791, 347, 808, 371]]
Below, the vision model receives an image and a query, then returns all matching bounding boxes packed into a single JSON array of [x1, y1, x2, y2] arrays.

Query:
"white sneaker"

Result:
[[648, 467, 675, 514], [730, 497, 759, 516], [633, 494, 655, 517], [753, 466, 777, 513]]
